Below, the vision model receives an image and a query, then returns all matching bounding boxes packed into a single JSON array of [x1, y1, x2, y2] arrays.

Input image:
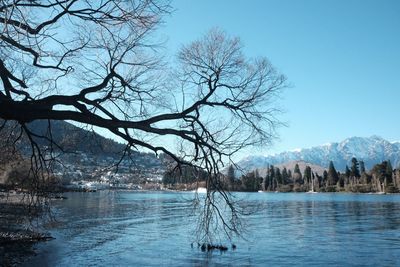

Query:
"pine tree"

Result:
[[304, 166, 312, 184], [241, 171, 259, 192], [269, 165, 276, 190], [264, 171, 269, 191], [350, 157, 360, 178], [345, 165, 351, 177], [264, 165, 272, 191], [288, 169, 292, 179], [359, 161, 366, 174], [275, 167, 282, 185], [386, 160, 393, 176], [293, 163, 302, 183], [386, 160, 393, 182], [294, 163, 301, 176], [282, 167, 289, 185], [327, 161, 339, 186], [371, 161, 388, 190], [315, 173, 322, 190], [269, 165, 275, 180], [323, 170, 328, 183], [227, 164, 235, 185]]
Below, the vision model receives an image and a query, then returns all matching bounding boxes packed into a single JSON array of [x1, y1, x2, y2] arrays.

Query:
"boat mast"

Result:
[[311, 172, 314, 192]]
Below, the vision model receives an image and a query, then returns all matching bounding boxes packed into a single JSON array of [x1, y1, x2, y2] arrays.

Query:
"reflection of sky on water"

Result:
[[26, 192, 400, 266]]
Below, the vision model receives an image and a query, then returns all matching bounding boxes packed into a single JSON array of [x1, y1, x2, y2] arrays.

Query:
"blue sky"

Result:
[[160, 0, 400, 156]]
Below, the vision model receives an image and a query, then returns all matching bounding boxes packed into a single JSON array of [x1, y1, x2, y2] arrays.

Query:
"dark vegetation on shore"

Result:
[[163, 158, 400, 193]]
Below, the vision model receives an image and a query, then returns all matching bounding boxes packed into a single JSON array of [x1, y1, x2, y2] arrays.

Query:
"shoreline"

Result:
[[0, 195, 52, 266], [2, 190, 398, 265]]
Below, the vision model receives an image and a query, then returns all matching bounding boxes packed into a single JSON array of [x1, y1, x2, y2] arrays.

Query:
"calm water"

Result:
[[25, 192, 400, 266]]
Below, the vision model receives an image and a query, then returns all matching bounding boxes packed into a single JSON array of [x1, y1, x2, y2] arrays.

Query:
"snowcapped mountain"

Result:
[[237, 136, 400, 173]]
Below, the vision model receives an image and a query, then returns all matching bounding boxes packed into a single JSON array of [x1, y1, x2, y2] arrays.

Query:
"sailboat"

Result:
[[376, 182, 386, 195], [192, 187, 207, 193], [307, 175, 318, 194]]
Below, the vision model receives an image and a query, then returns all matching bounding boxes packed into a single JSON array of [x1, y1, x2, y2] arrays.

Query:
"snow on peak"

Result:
[[235, 136, 400, 172]]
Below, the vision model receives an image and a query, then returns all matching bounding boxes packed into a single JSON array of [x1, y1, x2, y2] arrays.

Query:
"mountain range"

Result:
[[4, 121, 399, 177], [236, 136, 400, 174]]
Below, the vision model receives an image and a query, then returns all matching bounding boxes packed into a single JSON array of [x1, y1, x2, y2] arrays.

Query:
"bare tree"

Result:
[[0, 1, 286, 243]]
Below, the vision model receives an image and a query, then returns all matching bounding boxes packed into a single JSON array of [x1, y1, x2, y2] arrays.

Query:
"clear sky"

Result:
[[160, 0, 400, 157]]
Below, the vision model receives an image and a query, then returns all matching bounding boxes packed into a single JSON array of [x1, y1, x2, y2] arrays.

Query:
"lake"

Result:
[[25, 192, 400, 266]]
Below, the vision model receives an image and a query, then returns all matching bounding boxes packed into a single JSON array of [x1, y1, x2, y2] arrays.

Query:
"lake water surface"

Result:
[[25, 192, 400, 266]]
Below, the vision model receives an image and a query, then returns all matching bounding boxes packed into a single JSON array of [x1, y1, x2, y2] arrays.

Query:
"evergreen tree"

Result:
[[288, 169, 292, 179], [294, 163, 301, 176], [345, 165, 351, 177], [323, 170, 328, 182], [350, 157, 360, 178], [386, 160, 393, 177], [359, 161, 366, 174], [282, 167, 289, 185], [269, 165, 276, 190], [327, 161, 339, 186], [264, 165, 272, 191], [338, 173, 345, 188], [293, 163, 302, 183], [386, 160, 393, 183], [303, 166, 312, 184], [227, 165, 235, 185], [264, 172, 269, 191], [162, 171, 176, 185], [371, 161, 387, 185], [241, 171, 259, 192], [315, 173, 322, 190], [269, 165, 275, 180], [275, 167, 282, 185]]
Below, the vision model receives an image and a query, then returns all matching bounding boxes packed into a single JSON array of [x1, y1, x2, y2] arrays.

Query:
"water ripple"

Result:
[[25, 192, 400, 266]]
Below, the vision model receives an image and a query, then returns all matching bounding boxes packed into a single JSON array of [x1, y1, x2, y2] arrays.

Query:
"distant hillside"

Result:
[[26, 120, 126, 155], [236, 136, 400, 174], [1, 119, 162, 169]]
